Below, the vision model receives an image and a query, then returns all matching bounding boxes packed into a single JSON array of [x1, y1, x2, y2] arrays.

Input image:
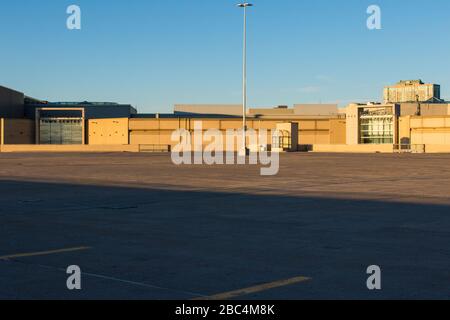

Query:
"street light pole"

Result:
[[237, 3, 253, 156]]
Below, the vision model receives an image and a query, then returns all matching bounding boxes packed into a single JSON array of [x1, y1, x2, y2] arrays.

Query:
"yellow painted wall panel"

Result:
[[316, 120, 330, 130], [253, 121, 279, 130], [425, 144, 450, 153], [315, 132, 330, 144], [159, 131, 175, 145], [130, 131, 161, 145], [129, 119, 160, 130], [412, 130, 450, 145], [88, 118, 128, 145], [159, 120, 181, 130], [298, 121, 316, 130], [312, 144, 393, 153], [1, 144, 139, 153], [411, 133, 423, 145], [398, 116, 411, 144], [178, 119, 190, 130], [410, 118, 423, 129], [422, 118, 445, 128], [329, 119, 346, 144], [199, 120, 221, 130], [299, 132, 316, 145], [219, 120, 245, 130]]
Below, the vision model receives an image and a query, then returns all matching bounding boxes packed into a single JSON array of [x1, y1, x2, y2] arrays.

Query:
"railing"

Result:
[[272, 136, 292, 151], [272, 130, 292, 151], [139, 144, 171, 153], [393, 144, 425, 153]]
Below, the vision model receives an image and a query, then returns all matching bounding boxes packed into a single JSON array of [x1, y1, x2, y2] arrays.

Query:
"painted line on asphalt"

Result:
[[194, 275, 312, 300], [8, 259, 206, 299], [77, 270, 206, 298], [0, 246, 92, 261]]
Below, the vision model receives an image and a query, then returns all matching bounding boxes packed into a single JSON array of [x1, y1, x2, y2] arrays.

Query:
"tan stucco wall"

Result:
[[294, 104, 339, 116], [424, 145, 450, 153], [249, 108, 295, 116], [1, 119, 34, 145], [398, 116, 411, 145], [345, 104, 359, 145], [88, 118, 129, 145], [329, 119, 346, 144], [421, 104, 449, 116], [410, 116, 450, 145], [128, 118, 338, 148], [0, 144, 140, 153], [312, 144, 393, 153]]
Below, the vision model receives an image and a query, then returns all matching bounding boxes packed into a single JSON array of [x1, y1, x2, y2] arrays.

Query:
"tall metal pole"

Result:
[[238, 3, 252, 155], [242, 6, 247, 154]]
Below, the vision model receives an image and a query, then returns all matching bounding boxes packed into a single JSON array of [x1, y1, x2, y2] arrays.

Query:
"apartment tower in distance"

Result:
[[383, 80, 442, 103]]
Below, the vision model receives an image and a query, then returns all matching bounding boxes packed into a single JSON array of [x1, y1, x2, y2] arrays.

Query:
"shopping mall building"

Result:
[[1, 80, 450, 153]]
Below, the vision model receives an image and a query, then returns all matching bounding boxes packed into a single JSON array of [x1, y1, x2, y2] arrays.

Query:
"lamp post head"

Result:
[[237, 3, 253, 8]]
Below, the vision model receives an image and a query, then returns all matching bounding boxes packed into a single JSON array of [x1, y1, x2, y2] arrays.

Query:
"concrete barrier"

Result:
[[0, 145, 140, 153], [3, 143, 450, 154], [311, 144, 394, 153], [423, 144, 450, 153]]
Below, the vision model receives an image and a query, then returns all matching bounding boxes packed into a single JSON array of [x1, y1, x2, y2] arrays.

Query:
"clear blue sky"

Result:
[[1, 0, 450, 112]]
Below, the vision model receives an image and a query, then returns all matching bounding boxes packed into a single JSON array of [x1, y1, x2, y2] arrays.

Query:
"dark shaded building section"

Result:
[[25, 102, 137, 120], [0, 86, 25, 118], [1, 85, 137, 146], [1, 86, 136, 120]]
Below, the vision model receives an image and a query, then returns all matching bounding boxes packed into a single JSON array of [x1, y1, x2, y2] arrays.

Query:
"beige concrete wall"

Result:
[[129, 118, 335, 148], [88, 118, 129, 145], [0, 144, 140, 153], [130, 130, 175, 146], [398, 103, 449, 116], [249, 108, 294, 116], [1, 119, 34, 145], [329, 119, 346, 144], [297, 120, 330, 145], [312, 144, 393, 153], [412, 129, 450, 145], [345, 104, 359, 145], [399, 103, 419, 116], [424, 145, 450, 153], [398, 116, 411, 145], [410, 116, 450, 145], [421, 104, 449, 116], [294, 104, 339, 116]]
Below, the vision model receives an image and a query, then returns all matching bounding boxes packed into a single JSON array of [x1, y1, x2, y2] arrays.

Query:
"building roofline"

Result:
[[0, 85, 24, 95]]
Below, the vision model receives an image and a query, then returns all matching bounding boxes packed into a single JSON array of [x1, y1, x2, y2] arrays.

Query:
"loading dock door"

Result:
[[40, 118, 83, 145]]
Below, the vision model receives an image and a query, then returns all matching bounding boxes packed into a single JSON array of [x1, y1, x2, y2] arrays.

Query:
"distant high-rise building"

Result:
[[383, 80, 442, 103]]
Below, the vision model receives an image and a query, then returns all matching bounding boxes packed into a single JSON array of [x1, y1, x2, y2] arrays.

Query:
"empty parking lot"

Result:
[[0, 152, 449, 299]]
